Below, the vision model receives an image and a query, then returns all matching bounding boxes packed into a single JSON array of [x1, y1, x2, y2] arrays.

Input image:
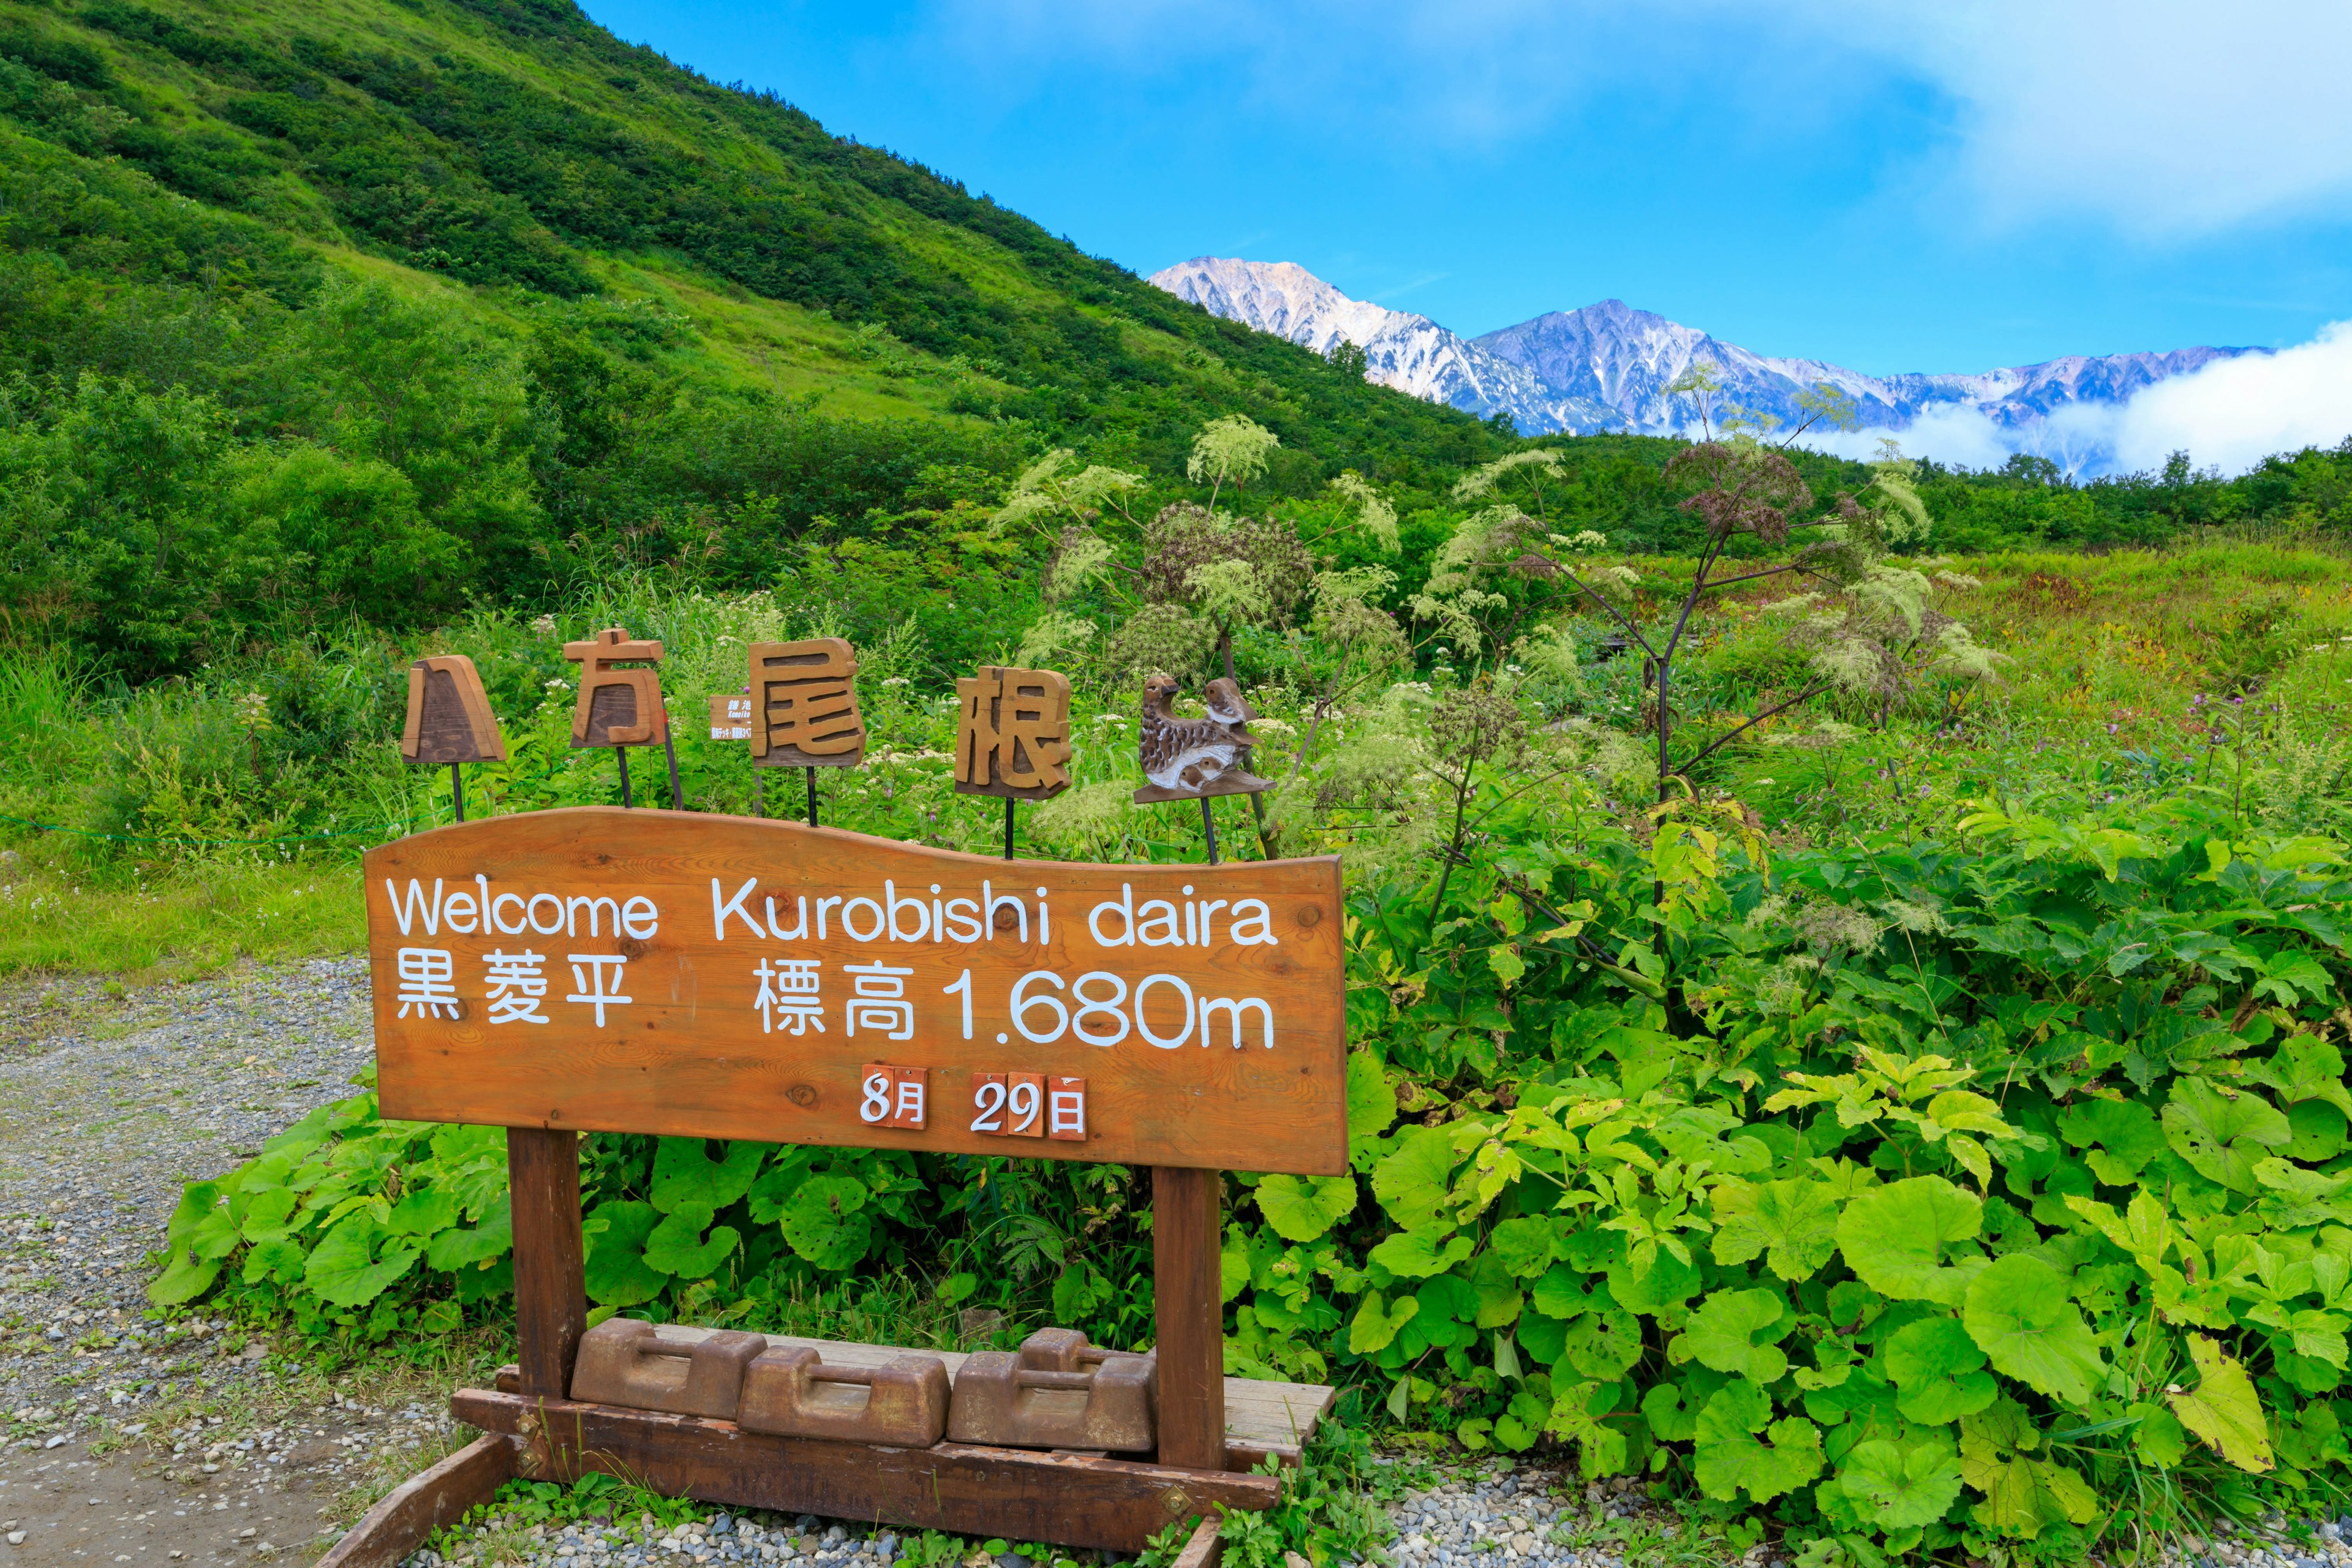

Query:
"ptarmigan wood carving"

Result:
[[1133, 674, 1270, 803]]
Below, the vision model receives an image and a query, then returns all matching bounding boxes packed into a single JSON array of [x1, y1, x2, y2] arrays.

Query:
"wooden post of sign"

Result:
[[507, 1128, 588, 1400], [1151, 1167, 1225, 1471]]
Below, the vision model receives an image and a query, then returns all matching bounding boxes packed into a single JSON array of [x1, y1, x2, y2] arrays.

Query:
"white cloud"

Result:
[[1796, 321, 2352, 477], [2101, 322, 2352, 471]]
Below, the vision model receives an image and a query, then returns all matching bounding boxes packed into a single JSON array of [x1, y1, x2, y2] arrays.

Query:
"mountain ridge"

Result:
[[1151, 256, 2258, 454]]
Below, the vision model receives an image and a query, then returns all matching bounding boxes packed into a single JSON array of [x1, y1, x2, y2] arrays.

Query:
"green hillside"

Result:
[[0, 0, 1506, 674]]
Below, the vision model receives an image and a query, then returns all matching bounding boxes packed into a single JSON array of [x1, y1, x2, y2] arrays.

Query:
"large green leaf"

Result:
[[1883, 1314, 1997, 1425], [582, 1200, 666, 1306], [643, 1200, 741, 1277], [1962, 1254, 2105, 1407], [780, 1175, 870, 1270], [1683, 1289, 1793, 1383], [2167, 1333, 2273, 1472], [1837, 1175, 1983, 1305], [1711, 1180, 1840, 1282], [650, 1138, 766, 1214], [1838, 1438, 1964, 1529], [1256, 1174, 1357, 1243], [1348, 1290, 1418, 1354], [2162, 1077, 2291, 1192], [303, 1216, 418, 1308], [148, 1250, 224, 1306], [1560, 1307, 1643, 1380], [1959, 1400, 2099, 1540], [2249, 1036, 2352, 1119], [1348, 1053, 1398, 1171], [1468, 1250, 1523, 1329], [1368, 1229, 1474, 1279], [426, 1194, 513, 1270], [1607, 1244, 1703, 1312], [386, 1188, 458, 1238], [1371, 1126, 1458, 1232], [241, 1238, 307, 1286], [1530, 1264, 1607, 1320], [1487, 1216, 1557, 1278], [2057, 1098, 2165, 1185], [1693, 1380, 1822, 1504]]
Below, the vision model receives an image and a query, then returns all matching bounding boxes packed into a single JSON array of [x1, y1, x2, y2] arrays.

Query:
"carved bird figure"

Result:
[[1139, 673, 1259, 794]]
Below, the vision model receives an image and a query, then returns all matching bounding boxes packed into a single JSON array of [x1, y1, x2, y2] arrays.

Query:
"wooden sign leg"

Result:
[[1152, 1167, 1226, 1471], [507, 1128, 589, 1399]]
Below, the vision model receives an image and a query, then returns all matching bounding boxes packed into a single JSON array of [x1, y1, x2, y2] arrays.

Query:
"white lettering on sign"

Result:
[[712, 878, 1052, 945], [385, 875, 1287, 1055], [565, 954, 633, 1026], [1085, 884, 1278, 948], [386, 878, 660, 940]]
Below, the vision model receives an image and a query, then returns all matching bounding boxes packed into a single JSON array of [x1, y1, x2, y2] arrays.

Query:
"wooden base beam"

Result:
[[317, 1433, 517, 1568], [453, 1389, 1276, 1552]]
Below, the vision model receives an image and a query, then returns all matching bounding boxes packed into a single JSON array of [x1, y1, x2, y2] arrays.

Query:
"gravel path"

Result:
[[0, 957, 478, 1566]]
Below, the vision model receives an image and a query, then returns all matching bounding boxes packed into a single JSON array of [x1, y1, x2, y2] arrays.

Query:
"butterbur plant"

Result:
[[1280, 790, 2352, 1564]]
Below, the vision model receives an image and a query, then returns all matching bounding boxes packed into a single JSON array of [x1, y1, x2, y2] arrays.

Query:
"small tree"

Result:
[[1412, 371, 1988, 805]]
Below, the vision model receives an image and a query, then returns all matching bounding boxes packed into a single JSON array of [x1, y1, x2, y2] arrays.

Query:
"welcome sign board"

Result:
[[363, 809, 1348, 1175]]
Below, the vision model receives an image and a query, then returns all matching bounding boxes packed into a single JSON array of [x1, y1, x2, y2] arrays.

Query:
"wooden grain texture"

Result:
[[508, 1127, 588, 1400], [1169, 1515, 1226, 1568], [953, 666, 1071, 801], [453, 1389, 1280, 1551], [751, 638, 867, 769], [565, 628, 668, 747], [314, 1433, 516, 1568], [1153, 1167, 1226, 1471], [365, 809, 1347, 1174], [401, 657, 507, 764]]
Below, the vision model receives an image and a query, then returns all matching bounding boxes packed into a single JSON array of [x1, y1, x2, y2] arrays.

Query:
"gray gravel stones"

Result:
[[0, 957, 374, 1438]]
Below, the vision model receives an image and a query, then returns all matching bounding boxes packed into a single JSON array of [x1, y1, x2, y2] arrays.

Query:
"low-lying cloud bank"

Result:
[[1804, 322, 2352, 478]]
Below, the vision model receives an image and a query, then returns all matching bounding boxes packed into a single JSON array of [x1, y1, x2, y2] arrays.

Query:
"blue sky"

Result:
[[579, 0, 2352, 378]]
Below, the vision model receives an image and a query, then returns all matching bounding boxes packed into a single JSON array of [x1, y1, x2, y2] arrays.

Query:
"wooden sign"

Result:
[[709, 693, 754, 741], [954, 666, 1071, 801], [1135, 674, 1267, 804], [401, 656, 507, 764], [362, 809, 1345, 1174], [565, 628, 668, 748], [752, 639, 866, 769]]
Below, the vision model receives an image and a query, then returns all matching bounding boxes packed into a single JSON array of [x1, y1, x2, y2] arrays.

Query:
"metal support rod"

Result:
[[662, 731, 683, 810], [617, 745, 632, 809], [1004, 796, 1016, 861], [1199, 796, 1219, 865], [451, 761, 465, 824], [806, 767, 819, 828]]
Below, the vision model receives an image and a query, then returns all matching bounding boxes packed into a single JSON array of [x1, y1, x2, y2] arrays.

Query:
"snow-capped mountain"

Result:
[[1148, 257, 2256, 454], [1150, 258, 1617, 435]]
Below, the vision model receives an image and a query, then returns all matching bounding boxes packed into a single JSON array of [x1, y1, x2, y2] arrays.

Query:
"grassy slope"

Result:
[[0, 0, 1501, 473]]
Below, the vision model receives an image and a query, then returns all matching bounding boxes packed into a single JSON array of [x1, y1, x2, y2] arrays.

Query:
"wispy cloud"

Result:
[[1807, 0, 2352, 237], [929, 0, 2352, 238]]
